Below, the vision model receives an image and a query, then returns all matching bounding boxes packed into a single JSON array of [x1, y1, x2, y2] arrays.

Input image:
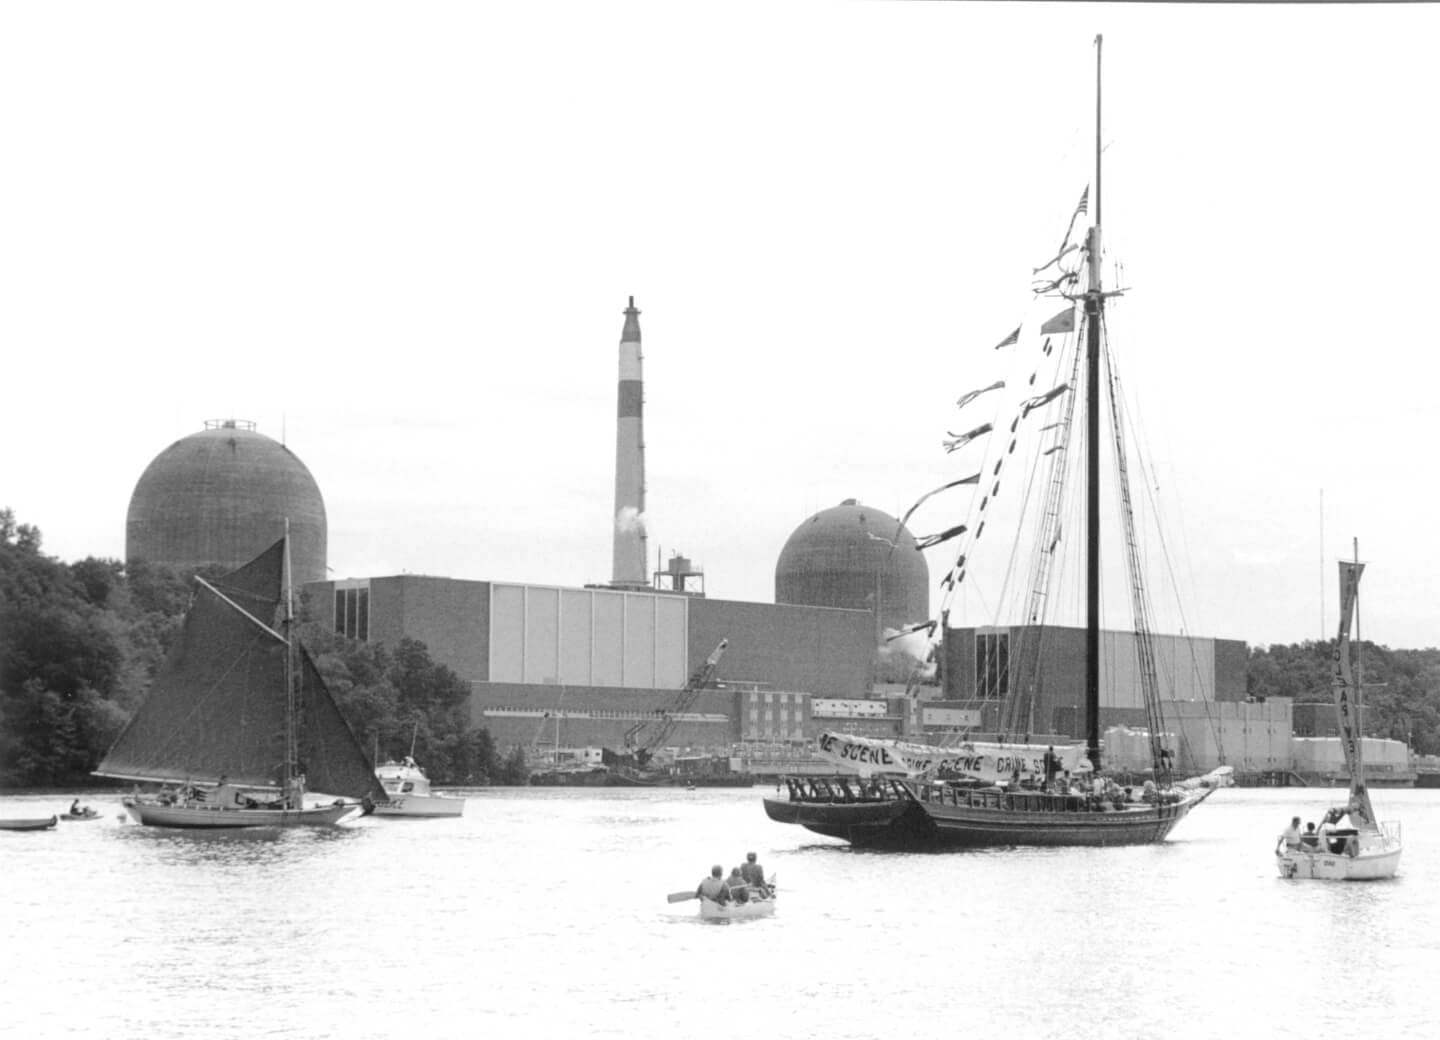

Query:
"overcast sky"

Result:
[[4, 2, 1438, 651]]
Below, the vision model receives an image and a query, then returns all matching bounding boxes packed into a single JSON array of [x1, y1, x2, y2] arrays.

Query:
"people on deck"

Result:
[[70, 799, 83, 815], [1043, 746, 1059, 788], [1278, 816, 1303, 853], [1302, 822, 1320, 849], [696, 865, 730, 904]]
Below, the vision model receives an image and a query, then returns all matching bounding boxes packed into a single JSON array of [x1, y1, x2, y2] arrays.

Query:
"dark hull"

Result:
[[680, 774, 755, 788], [764, 778, 1215, 850], [916, 795, 1202, 847], [763, 796, 937, 847], [529, 769, 614, 787]]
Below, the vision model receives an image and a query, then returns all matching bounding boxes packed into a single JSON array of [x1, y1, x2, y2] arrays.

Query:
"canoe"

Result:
[[699, 895, 776, 921], [0, 816, 58, 831]]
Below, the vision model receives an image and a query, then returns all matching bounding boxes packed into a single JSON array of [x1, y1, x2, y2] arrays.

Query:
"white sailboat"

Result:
[[95, 536, 386, 828], [1276, 545, 1402, 880]]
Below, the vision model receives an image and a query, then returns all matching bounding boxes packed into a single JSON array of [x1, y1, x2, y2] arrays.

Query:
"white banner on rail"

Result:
[[814, 731, 1087, 781]]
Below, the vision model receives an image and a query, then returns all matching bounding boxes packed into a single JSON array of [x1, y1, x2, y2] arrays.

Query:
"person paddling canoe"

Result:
[[696, 865, 731, 904]]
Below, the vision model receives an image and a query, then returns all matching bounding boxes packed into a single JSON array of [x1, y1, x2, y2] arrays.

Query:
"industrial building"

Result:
[[307, 573, 880, 754], [127, 299, 1398, 782], [126, 419, 327, 584]]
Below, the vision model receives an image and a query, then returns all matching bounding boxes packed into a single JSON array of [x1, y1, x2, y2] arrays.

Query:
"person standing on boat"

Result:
[[1043, 746, 1059, 789], [696, 865, 730, 904]]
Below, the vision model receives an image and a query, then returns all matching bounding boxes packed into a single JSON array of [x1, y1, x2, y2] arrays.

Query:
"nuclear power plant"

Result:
[[126, 419, 327, 584], [125, 298, 1259, 778], [775, 499, 929, 636]]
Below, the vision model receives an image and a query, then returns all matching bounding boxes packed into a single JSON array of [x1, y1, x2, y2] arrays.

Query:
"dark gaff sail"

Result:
[[297, 644, 386, 801], [96, 539, 384, 802]]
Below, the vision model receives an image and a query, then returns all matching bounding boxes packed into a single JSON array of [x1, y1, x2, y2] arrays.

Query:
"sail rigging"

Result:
[[96, 539, 383, 802]]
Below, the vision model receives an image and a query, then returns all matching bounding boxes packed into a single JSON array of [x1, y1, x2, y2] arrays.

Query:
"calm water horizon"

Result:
[[3, 784, 1437, 1039]]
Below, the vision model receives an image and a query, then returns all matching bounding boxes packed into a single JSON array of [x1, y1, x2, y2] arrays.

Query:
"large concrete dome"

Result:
[[775, 499, 929, 633], [126, 420, 327, 584]]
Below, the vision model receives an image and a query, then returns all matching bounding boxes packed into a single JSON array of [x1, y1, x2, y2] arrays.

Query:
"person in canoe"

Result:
[[696, 865, 731, 905], [727, 867, 751, 903], [740, 851, 769, 897]]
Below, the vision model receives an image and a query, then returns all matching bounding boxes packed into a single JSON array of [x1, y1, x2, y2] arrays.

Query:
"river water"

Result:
[[2, 785, 1437, 1039]]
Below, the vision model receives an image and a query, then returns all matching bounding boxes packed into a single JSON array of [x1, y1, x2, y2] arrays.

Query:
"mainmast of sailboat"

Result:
[[1083, 33, 1105, 771], [283, 521, 298, 803]]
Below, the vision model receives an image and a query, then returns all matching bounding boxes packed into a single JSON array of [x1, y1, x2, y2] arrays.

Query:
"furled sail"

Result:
[[1331, 559, 1376, 831]]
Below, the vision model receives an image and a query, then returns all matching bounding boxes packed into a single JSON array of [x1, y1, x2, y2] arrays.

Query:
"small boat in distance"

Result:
[[699, 893, 775, 921], [95, 535, 386, 828], [0, 815, 57, 831], [372, 757, 465, 818], [668, 875, 777, 921], [1276, 545, 1402, 881]]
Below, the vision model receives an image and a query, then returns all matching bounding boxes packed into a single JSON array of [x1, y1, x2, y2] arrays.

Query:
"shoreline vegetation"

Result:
[[0, 509, 528, 790], [5, 508, 1440, 790]]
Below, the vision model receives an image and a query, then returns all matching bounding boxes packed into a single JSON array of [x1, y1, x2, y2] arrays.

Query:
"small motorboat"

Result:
[[372, 757, 465, 818], [60, 808, 102, 821], [0, 816, 58, 832]]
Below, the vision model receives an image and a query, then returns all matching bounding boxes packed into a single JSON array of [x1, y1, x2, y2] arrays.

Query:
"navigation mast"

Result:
[[1084, 33, 1104, 771]]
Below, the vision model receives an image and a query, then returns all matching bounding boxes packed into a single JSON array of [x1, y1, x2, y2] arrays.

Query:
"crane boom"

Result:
[[624, 639, 728, 763]]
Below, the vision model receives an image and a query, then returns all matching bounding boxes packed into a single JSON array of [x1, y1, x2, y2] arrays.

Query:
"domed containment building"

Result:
[[126, 419, 327, 584], [775, 499, 929, 635]]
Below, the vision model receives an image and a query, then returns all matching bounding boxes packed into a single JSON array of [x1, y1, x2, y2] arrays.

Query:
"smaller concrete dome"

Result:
[[775, 499, 929, 632], [126, 420, 327, 583]]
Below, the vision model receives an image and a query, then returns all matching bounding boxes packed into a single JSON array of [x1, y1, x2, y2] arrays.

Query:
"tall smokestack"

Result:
[[611, 296, 648, 587]]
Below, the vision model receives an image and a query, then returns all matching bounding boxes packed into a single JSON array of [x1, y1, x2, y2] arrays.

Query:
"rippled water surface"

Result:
[[3, 785, 1439, 1039]]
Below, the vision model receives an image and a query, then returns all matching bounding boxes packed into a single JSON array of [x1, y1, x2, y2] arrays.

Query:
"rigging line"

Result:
[[1107, 341, 1227, 763], [1001, 339, 1080, 735]]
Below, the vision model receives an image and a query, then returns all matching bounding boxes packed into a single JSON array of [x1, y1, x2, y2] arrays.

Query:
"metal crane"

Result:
[[623, 639, 728, 766]]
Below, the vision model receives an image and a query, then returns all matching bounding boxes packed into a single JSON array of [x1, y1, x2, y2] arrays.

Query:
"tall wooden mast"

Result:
[[1083, 34, 1105, 771], [283, 520, 298, 803]]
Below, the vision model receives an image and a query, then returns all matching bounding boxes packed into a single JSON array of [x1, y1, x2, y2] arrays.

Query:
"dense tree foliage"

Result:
[[1248, 640, 1440, 755], [0, 509, 524, 788]]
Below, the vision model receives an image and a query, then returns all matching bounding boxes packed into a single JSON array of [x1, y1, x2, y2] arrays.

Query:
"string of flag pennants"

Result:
[[925, 183, 1090, 594], [880, 182, 1090, 606]]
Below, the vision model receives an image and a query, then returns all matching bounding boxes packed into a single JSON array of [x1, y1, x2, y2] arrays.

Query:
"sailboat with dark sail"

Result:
[[96, 536, 386, 827], [1275, 546, 1401, 879], [764, 36, 1225, 848]]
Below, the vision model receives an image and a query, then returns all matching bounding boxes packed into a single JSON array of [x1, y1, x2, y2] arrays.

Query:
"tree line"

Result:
[[0, 509, 528, 788], [1246, 639, 1440, 755]]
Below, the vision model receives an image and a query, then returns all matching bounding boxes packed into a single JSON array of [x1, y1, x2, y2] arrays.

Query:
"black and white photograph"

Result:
[[3, 3, 1439, 1038]]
